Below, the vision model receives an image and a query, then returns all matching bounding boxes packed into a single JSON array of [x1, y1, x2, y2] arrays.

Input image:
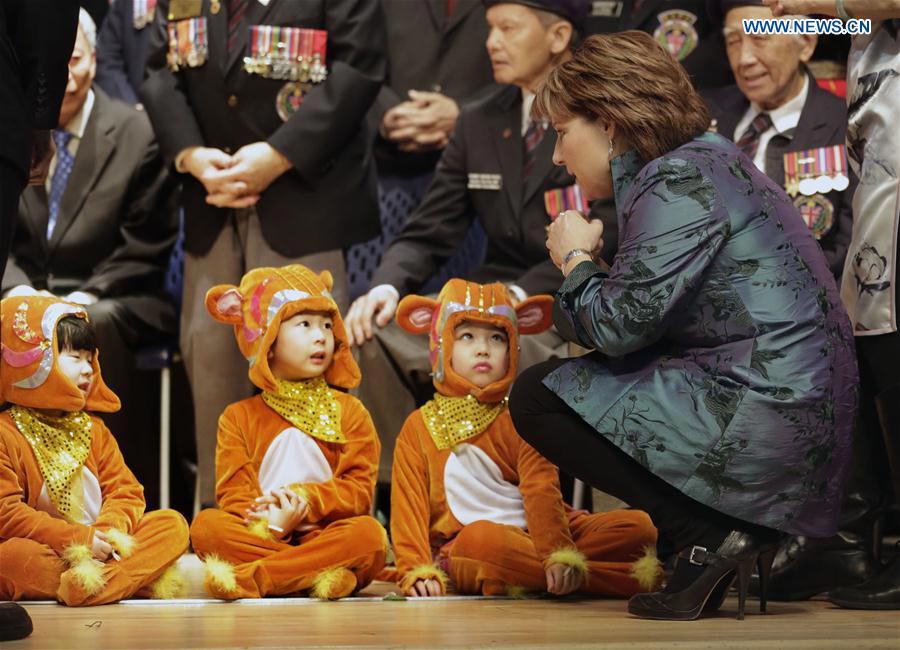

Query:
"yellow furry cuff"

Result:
[[247, 517, 276, 541], [103, 528, 136, 559], [399, 564, 448, 594], [150, 565, 187, 600], [547, 548, 588, 575], [61, 544, 107, 596], [289, 484, 310, 504], [630, 545, 663, 591], [62, 543, 93, 566], [203, 554, 237, 594]]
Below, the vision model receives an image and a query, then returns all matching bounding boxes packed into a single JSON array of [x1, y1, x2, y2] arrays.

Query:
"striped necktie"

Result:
[[47, 130, 74, 240], [227, 0, 249, 53], [735, 112, 772, 160], [523, 119, 546, 181]]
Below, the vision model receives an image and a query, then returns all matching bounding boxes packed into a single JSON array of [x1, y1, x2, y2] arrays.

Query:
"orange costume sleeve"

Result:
[[0, 417, 93, 554], [511, 431, 579, 565], [215, 403, 263, 519], [89, 419, 145, 534], [390, 411, 445, 592], [291, 395, 380, 524]]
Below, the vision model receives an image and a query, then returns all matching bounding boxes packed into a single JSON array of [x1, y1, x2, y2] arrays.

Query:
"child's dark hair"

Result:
[[56, 315, 98, 353]]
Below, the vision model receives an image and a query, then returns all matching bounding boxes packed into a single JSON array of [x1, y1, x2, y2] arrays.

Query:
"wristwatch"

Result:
[[563, 248, 593, 272]]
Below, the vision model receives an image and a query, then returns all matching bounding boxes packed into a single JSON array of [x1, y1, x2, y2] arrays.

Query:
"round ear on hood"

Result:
[[396, 295, 439, 335], [205, 285, 244, 324], [318, 270, 334, 292], [516, 295, 554, 335]]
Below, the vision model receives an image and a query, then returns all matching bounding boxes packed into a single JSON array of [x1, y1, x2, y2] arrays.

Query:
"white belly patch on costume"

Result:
[[37, 467, 102, 525], [443, 443, 527, 529], [258, 428, 333, 494]]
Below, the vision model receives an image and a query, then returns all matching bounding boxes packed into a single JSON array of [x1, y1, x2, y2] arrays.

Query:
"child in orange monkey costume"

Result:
[[190, 264, 387, 599], [390, 280, 661, 597], [0, 296, 189, 606]]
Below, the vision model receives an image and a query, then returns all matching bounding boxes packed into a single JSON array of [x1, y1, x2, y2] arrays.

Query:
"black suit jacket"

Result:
[[95, 0, 152, 106], [373, 0, 497, 175], [140, 0, 386, 257], [4, 89, 179, 334], [585, 0, 733, 89], [371, 85, 618, 297], [0, 0, 79, 175], [702, 73, 853, 277]]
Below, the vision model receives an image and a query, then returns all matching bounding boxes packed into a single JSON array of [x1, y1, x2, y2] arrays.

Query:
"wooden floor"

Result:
[[8, 592, 899, 649]]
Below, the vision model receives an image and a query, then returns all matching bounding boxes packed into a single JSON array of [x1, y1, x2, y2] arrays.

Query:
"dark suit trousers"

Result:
[[87, 299, 167, 508], [0, 161, 26, 285]]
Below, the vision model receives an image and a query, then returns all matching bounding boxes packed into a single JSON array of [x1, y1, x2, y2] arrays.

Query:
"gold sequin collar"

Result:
[[262, 377, 346, 444], [10, 405, 93, 522], [421, 394, 507, 451]]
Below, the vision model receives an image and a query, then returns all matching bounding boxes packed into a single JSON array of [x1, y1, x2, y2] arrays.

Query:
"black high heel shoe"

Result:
[[628, 531, 773, 621]]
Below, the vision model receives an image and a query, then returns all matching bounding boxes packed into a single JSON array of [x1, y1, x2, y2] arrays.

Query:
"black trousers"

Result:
[[510, 357, 778, 552], [0, 161, 26, 284]]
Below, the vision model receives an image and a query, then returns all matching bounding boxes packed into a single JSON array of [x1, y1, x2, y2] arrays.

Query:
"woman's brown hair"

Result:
[[533, 31, 710, 162]]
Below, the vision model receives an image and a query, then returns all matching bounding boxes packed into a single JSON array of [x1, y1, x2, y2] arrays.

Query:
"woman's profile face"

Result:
[[551, 115, 615, 201]]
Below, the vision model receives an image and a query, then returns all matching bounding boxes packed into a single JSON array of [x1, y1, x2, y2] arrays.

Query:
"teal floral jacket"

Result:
[[545, 132, 858, 536]]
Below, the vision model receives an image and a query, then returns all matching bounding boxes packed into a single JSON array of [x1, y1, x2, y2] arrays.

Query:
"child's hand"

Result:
[[91, 530, 113, 561], [407, 579, 443, 598], [545, 562, 584, 596], [246, 488, 308, 536]]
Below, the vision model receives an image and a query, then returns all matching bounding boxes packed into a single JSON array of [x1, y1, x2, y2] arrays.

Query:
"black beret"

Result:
[[482, 0, 589, 32]]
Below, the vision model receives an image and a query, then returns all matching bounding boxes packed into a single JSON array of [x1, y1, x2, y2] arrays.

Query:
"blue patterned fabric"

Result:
[[47, 130, 74, 240], [544, 132, 858, 537]]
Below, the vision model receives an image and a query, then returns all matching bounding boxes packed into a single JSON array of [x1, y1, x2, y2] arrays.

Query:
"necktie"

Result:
[[522, 119, 546, 181], [735, 112, 772, 160], [446, 0, 457, 17], [47, 130, 74, 240], [227, 0, 249, 53]]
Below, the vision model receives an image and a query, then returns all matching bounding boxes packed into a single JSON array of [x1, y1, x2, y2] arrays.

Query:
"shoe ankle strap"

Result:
[[679, 545, 715, 566]]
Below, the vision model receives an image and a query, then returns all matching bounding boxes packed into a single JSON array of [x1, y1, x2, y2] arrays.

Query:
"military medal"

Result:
[[786, 145, 849, 198], [166, 17, 208, 71], [794, 194, 835, 239], [211, 0, 221, 14], [276, 81, 310, 121], [832, 144, 850, 191], [133, 0, 157, 29], [653, 10, 699, 61], [544, 184, 589, 219], [244, 25, 328, 83]]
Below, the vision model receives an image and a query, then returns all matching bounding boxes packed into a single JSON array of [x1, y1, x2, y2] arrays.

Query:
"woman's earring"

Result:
[[608, 135, 615, 159]]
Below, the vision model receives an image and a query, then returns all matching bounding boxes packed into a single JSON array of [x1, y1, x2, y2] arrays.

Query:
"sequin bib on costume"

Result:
[[261, 377, 345, 444], [10, 405, 93, 522], [420, 394, 508, 451]]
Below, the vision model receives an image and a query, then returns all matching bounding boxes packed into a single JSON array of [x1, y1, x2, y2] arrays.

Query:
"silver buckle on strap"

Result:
[[688, 545, 708, 566]]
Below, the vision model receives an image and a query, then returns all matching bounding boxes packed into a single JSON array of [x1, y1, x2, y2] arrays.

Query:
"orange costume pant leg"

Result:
[[57, 509, 190, 606], [190, 509, 387, 598], [446, 510, 657, 597], [0, 538, 66, 600]]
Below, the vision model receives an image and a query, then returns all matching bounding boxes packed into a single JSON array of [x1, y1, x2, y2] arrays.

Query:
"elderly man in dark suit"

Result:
[[4, 9, 179, 504], [346, 0, 618, 480], [700, 0, 867, 604], [140, 0, 385, 507]]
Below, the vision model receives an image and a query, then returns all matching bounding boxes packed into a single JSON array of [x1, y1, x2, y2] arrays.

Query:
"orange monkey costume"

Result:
[[0, 296, 189, 606], [190, 265, 387, 599], [390, 280, 661, 596]]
